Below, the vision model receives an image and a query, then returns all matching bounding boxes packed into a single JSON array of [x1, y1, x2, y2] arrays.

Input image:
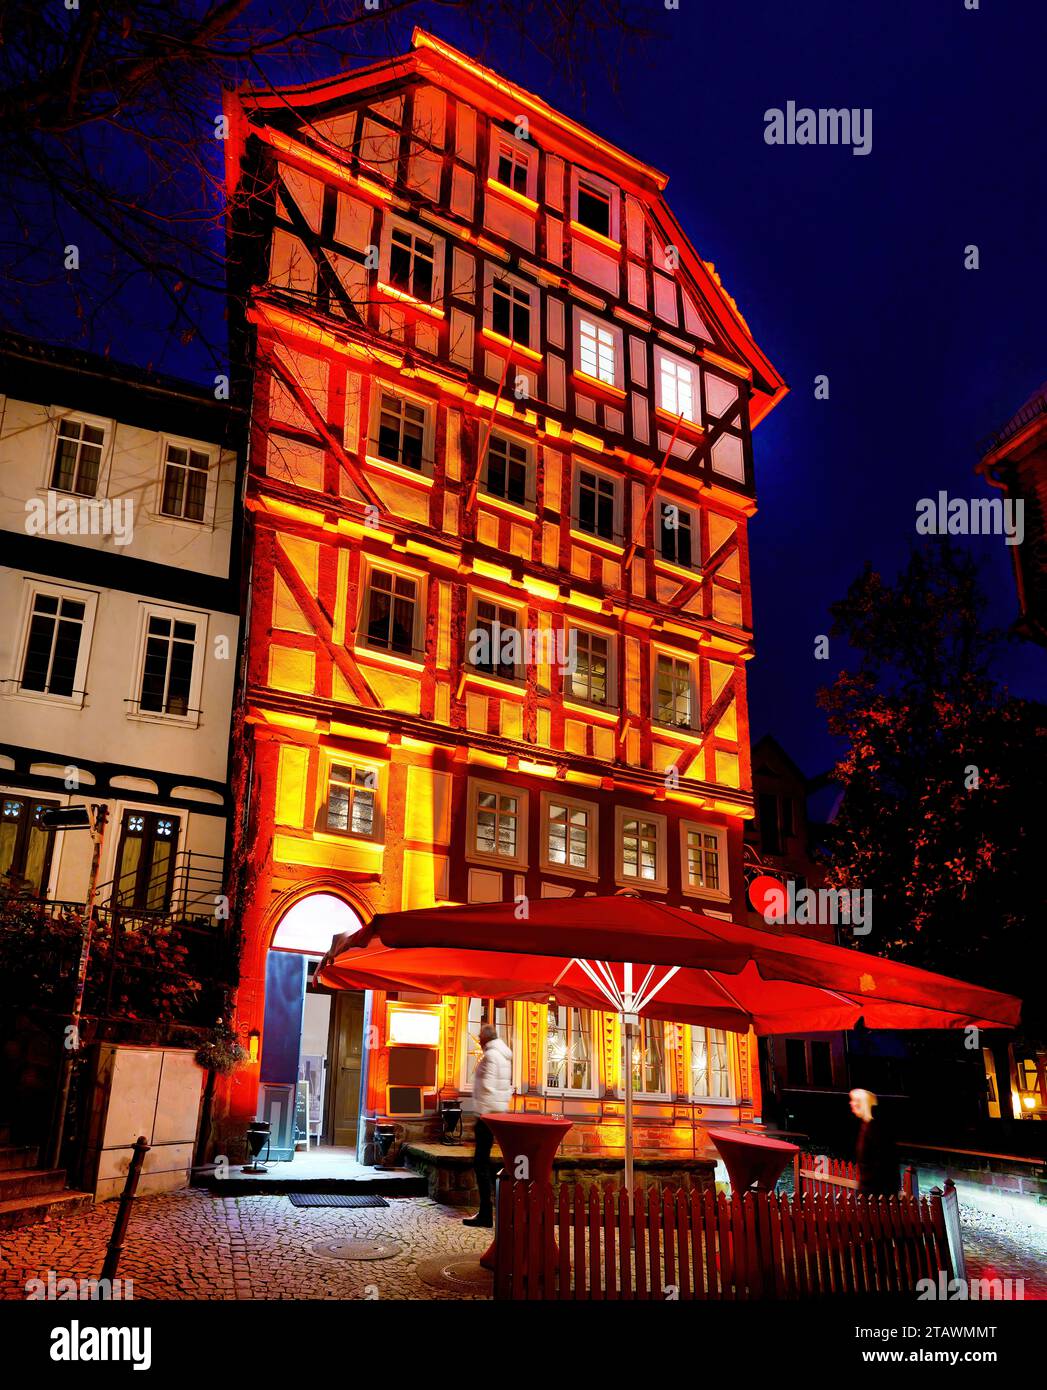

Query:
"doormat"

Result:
[[288, 1193, 389, 1208]]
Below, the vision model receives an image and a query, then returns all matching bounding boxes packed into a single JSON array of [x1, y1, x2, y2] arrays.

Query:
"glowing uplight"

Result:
[[271, 893, 364, 955]]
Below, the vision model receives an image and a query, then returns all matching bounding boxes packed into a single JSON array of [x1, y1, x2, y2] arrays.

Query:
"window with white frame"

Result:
[[160, 442, 210, 522], [574, 465, 620, 543], [618, 809, 664, 884], [489, 133, 536, 199], [363, 566, 420, 658], [658, 499, 698, 570], [469, 781, 526, 863], [631, 1018, 668, 1096], [386, 222, 439, 303], [576, 314, 621, 387], [137, 612, 199, 717], [19, 591, 88, 698], [546, 1005, 595, 1092], [654, 653, 694, 729], [542, 794, 597, 877], [469, 597, 522, 682], [50, 418, 104, 496], [490, 275, 533, 346], [568, 627, 612, 707], [683, 823, 726, 896], [373, 390, 430, 473], [656, 348, 700, 425], [462, 998, 514, 1089], [691, 1026, 732, 1099], [325, 763, 378, 838], [573, 175, 615, 239], [483, 433, 532, 508]]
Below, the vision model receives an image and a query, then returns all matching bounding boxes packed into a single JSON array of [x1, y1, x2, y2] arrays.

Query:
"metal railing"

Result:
[[95, 850, 225, 923]]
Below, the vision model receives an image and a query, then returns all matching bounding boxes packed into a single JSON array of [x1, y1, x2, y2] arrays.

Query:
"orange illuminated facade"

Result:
[[220, 29, 786, 1160]]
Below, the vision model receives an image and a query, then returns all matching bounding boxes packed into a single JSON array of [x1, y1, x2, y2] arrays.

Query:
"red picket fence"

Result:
[[795, 1152, 918, 1200], [493, 1180, 958, 1300]]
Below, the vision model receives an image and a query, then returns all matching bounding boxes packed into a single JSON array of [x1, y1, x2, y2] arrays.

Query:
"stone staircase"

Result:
[[0, 1129, 92, 1230]]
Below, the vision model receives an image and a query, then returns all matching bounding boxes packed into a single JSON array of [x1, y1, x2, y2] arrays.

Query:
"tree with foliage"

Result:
[[818, 541, 1046, 1037]]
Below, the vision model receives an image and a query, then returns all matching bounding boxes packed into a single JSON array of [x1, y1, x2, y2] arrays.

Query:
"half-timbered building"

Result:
[[221, 30, 787, 1162]]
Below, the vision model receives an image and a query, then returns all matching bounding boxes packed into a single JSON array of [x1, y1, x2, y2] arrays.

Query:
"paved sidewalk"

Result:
[[0, 1187, 1042, 1300]]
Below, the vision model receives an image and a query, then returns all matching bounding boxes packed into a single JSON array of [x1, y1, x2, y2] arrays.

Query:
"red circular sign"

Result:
[[748, 874, 784, 917]]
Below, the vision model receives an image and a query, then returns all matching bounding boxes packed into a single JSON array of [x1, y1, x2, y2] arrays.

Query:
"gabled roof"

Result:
[[232, 28, 787, 423]]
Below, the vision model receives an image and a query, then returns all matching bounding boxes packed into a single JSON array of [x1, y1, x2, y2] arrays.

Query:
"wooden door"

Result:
[[329, 991, 365, 1148]]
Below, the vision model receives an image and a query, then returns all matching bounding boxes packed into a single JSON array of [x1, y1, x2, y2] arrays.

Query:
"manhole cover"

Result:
[[308, 1239, 400, 1262], [416, 1255, 494, 1292]]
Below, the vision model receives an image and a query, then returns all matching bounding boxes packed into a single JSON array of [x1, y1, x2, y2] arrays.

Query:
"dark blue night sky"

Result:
[[7, 0, 1045, 775]]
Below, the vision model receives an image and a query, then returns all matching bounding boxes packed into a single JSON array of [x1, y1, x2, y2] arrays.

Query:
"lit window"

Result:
[[326, 764, 377, 837], [20, 594, 86, 698], [0, 797, 58, 897], [484, 434, 531, 507], [657, 353, 699, 424], [546, 1006, 593, 1091], [388, 226, 436, 302], [474, 788, 521, 859], [576, 181, 611, 238], [470, 599, 520, 681], [364, 568, 418, 656], [621, 816, 659, 881], [491, 277, 532, 346], [578, 316, 617, 385], [686, 827, 722, 892], [464, 998, 514, 1089], [569, 629, 610, 706], [51, 419, 104, 496], [139, 615, 197, 717], [659, 501, 695, 569], [161, 444, 210, 522], [632, 1019, 667, 1095], [691, 1027, 731, 1098], [375, 391, 428, 472], [655, 654, 692, 728], [576, 468, 618, 542], [546, 801, 591, 871]]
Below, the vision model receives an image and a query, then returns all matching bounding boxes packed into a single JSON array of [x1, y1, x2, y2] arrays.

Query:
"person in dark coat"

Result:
[[850, 1088, 898, 1196]]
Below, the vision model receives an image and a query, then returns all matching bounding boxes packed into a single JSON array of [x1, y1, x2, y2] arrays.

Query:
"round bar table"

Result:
[[477, 1113, 573, 1272], [704, 1127, 799, 1193]]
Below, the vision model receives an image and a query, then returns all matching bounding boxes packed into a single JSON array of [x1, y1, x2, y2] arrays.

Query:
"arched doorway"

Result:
[[260, 892, 366, 1156]]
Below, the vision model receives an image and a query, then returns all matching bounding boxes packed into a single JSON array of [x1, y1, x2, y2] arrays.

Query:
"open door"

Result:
[[329, 990, 365, 1148]]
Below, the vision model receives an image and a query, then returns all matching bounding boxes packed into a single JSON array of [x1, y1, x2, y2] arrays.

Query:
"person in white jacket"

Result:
[[463, 1024, 513, 1228]]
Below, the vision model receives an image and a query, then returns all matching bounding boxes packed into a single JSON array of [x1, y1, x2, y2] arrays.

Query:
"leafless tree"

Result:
[[0, 0, 645, 376]]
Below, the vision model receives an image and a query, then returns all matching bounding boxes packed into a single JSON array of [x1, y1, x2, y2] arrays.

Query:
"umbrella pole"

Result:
[[623, 1016, 635, 1209]]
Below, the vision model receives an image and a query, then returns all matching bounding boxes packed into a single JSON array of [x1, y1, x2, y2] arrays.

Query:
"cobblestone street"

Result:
[[0, 1187, 1043, 1301], [0, 1191, 493, 1301]]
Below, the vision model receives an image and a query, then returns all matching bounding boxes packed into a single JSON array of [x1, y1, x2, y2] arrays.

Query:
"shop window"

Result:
[[546, 1005, 595, 1093], [691, 1027, 732, 1099]]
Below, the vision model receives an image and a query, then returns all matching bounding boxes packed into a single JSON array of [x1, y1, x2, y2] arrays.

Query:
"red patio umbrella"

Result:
[[316, 896, 1020, 1193]]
